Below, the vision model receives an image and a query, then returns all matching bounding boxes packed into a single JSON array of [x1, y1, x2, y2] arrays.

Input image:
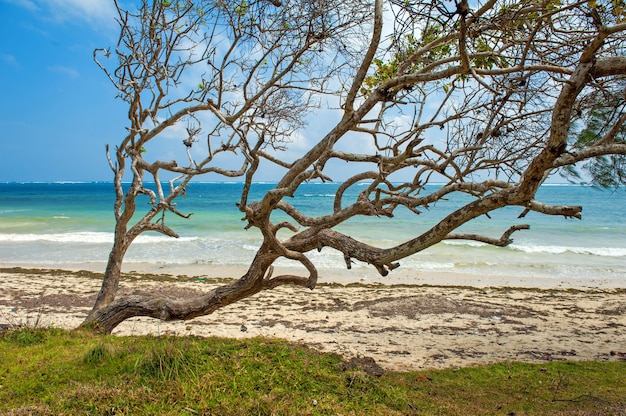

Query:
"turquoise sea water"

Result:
[[0, 182, 625, 283]]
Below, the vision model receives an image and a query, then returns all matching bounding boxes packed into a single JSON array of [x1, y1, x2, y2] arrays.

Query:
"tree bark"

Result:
[[84, 236, 128, 323], [83, 243, 317, 333]]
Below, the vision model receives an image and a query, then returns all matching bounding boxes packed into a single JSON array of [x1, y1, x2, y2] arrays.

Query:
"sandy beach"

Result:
[[1, 265, 625, 372]]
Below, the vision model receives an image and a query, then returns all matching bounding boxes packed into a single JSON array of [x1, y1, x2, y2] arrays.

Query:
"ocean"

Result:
[[1, 182, 625, 285]]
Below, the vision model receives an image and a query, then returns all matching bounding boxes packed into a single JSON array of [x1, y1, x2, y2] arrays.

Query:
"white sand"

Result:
[[20, 260, 626, 289], [1, 265, 625, 372]]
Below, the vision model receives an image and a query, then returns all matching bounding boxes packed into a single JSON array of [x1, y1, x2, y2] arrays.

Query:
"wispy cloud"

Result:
[[46, 0, 117, 24], [4, 0, 117, 26], [2, 0, 39, 11], [0, 53, 20, 68], [48, 65, 80, 78]]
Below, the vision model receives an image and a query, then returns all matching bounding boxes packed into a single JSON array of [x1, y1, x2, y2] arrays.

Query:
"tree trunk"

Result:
[[82, 245, 280, 333], [83, 236, 128, 324]]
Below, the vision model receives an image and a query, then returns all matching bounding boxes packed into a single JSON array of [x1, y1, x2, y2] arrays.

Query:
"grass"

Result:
[[0, 328, 624, 415]]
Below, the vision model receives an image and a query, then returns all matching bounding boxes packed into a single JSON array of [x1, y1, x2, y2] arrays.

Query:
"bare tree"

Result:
[[83, 0, 626, 333]]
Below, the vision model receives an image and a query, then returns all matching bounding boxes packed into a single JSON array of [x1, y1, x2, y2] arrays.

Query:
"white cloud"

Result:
[[0, 53, 19, 67], [48, 65, 80, 78], [6, 0, 117, 26], [2, 0, 39, 11], [47, 0, 117, 24]]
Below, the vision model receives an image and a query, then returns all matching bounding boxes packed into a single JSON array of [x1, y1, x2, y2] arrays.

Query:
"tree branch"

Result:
[[445, 224, 530, 247]]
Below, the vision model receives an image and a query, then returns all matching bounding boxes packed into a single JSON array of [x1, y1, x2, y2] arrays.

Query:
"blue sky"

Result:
[[0, 0, 370, 183], [0, 0, 129, 182], [0, 1, 566, 185]]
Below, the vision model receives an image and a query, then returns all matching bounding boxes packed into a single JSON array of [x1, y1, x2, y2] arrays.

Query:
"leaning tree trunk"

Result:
[[83, 232, 131, 324], [82, 244, 282, 333]]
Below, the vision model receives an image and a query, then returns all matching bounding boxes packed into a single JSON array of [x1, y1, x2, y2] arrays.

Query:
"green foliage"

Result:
[[136, 337, 200, 380], [82, 342, 114, 365], [566, 92, 626, 188], [361, 25, 454, 96], [1, 329, 625, 415], [2, 327, 50, 346], [235, 0, 249, 17], [362, 58, 400, 94], [546, 0, 563, 12], [588, 0, 626, 22], [471, 36, 510, 70], [359, 12, 521, 96], [585, 155, 626, 188]]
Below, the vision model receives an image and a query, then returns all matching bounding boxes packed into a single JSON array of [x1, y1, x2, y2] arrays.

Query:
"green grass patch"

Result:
[[1, 328, 624, 415]]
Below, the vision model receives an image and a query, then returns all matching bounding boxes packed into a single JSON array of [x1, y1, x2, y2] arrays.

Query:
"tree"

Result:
[[83, 0, 626, 333], [564, 88, 626, 187]]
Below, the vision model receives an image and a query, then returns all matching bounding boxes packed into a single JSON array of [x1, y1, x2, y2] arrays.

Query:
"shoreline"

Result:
[[2, 266, 625, 371]]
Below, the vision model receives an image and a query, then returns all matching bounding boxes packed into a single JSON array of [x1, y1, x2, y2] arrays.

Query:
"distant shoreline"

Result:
[[0, 180, 598, 187]]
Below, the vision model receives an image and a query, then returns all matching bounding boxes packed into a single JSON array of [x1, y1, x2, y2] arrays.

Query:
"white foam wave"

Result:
[[53, 181, 89, 184], [442, 240, 487, 248], [412, 261, 456, 270], [0, 232, 199, 244], [511, 244, 626, 257], [135, 235, 199, 243], [0, 232, 112, 243], [442, 240, 625, 257], [0, 209, 31, 215]]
